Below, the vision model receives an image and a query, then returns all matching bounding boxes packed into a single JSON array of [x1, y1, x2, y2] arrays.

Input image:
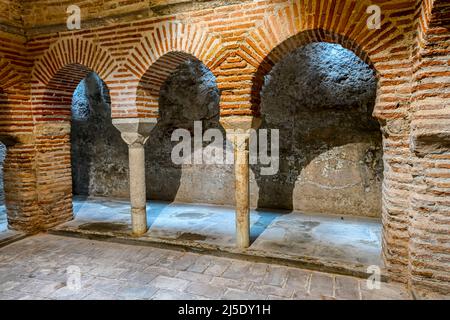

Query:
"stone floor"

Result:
[[0, 234, 411, 300], [63, 197, 382, 269]]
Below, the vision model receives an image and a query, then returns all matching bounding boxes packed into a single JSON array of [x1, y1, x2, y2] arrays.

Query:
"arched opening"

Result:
[[71, 72, 128, 199], [139, 54, 237, 235], [59, 54, 228, 239], [253, 42, 382, 217], [34, 63, 116, 228], [249, 42, 383, 265], [145, 58, 223, 204]]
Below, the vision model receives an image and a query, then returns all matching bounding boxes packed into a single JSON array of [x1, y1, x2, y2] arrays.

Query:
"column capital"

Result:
[[220, 116, 261, 151], [112, 118, 157, 147], [220, 116, 262, 134]]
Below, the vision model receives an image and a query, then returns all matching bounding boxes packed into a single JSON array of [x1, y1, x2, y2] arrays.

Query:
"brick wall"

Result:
[[409, 0, 450, 296], [0, 0, 448, 294], [0, 28, 40, 233], [0, 0, 22, 28]]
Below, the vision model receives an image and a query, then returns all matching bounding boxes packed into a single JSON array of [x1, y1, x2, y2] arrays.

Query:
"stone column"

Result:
[[112, 118, 157, 236], [221, 116, 261, 249]]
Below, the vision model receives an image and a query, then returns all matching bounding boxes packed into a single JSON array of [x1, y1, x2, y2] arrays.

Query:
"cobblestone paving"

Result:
[[0, 234, 411, 300]]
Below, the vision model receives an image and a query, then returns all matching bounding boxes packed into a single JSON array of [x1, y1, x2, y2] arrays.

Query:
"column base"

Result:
[[131, 208, 148, 236]]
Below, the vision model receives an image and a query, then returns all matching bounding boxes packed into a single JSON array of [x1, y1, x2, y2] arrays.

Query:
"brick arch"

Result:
[[124, 22, 223, 117], [248, 28, 376, 117], [216, 0, 409, 118], [34, 63, 105, 122], [31, 37, 117, 121], [30, 38, 117, 230], [32, 38, 115, 87], [33, 63, 113, 230], [243, 0, 405, 67]]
